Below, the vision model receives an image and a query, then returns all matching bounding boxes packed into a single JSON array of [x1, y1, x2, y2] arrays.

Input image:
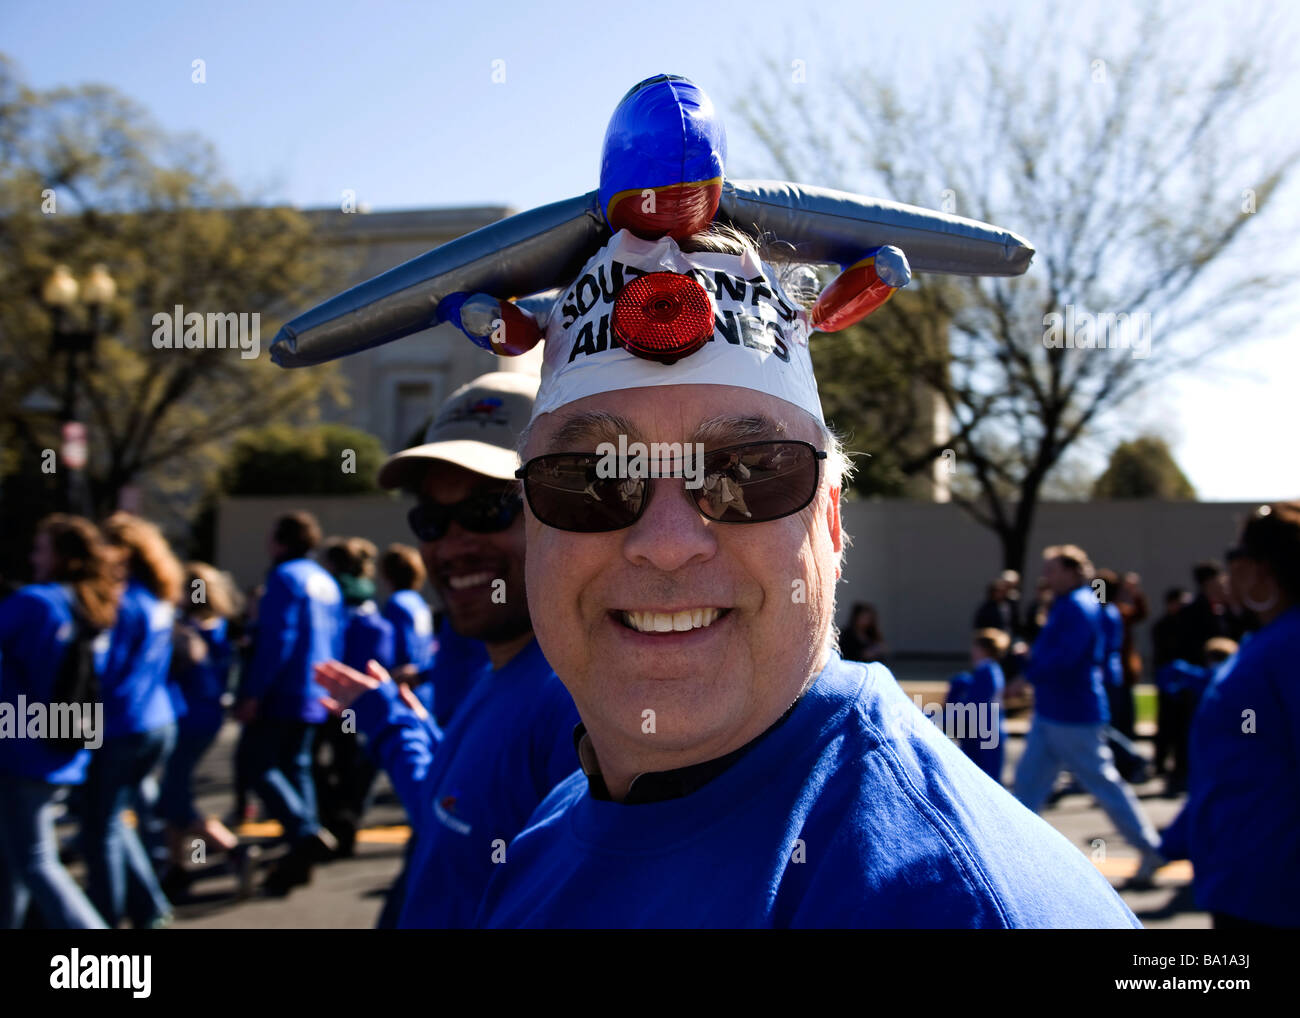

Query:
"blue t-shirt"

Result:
[[476, 652, 1139, 929], [0, 584, 108, 784], [353, 637, 579, 928], [1025, 586, 1109, 724], [343, 601, 396, 675], [1182, 607, 1300, 926], [169, 617, 232, 733], [384, 590, 434, 672], [101, 580, 177, 738], [241, 558, 344, 724]]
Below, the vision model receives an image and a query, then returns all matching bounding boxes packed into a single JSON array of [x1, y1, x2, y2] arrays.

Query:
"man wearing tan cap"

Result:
[[314, 371, 579, 927]]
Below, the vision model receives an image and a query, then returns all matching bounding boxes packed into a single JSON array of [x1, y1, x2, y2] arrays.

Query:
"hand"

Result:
[[391, 664, 420, 686], [234, 698, 259, 724], [397, 683, 430, 721], [315, 658, 391, 715]]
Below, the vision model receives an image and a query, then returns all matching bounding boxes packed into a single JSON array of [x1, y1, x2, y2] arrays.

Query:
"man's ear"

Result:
[[825, 484, 843, 579]]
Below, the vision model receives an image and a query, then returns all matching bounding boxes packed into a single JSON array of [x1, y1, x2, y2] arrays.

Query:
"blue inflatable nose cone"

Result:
[[599, 74, 727, 239]]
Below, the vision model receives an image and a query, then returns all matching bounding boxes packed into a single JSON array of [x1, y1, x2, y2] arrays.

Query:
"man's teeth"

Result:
[[621, 608, 721, 633], [447, 571, 494, 591]]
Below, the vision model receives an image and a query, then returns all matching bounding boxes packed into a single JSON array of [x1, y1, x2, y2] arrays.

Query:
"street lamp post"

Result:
[[40, 264, 116, 517]]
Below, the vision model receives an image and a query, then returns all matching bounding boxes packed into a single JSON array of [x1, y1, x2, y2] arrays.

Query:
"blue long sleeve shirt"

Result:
[[0, 584, 108, 784], [384, 590, 434, 672], [101, 580, 177, 738], [476, 652, 1139, 929], [342, 601, 396, 675], [352, 637, 579, 928], [414, 616, 491, 728], [1100, 602, 1124, 689], [1182, 606, 1300, 926], [169, 617, 232, 733], [241, 558, 344, 724], [1024, 586, 1109, 724]]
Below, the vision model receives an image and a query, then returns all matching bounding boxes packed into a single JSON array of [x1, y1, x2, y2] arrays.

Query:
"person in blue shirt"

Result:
[[1161, 502, 1300, 928], [156, 561, 240, 894], [315, 536, 395, 856], [1014, 544, 1165, 887], [0, 514, 114, 929], [80, 512, 183, 928], [471, 229, 1138, 928], [412, 613, 491, 729], [380, 543, 435, 681], [314, 371, 581, 928], [945, 628, 1008, 782], [234, 511, 344, 896], [1095, 568, 1147, 783]]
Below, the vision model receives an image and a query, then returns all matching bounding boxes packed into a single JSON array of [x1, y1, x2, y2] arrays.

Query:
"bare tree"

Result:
[[735, 2, 1298, 579]]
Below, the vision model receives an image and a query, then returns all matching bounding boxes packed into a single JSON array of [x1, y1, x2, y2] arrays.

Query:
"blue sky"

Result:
[[4, 0, 1297, 500]]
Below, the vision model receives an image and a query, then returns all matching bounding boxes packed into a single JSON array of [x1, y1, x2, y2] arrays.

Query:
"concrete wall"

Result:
[[216, 496, 1260, 654]]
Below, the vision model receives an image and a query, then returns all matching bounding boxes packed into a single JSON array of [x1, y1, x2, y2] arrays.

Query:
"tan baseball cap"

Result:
[[377, 371, 539, 491]]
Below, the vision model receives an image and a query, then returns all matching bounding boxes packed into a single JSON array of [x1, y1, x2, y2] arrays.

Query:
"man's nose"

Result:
[[621, 479, 717, 572]]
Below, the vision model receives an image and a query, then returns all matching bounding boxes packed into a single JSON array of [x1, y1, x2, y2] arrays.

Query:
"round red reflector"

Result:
[[612, 272, 713, 364]]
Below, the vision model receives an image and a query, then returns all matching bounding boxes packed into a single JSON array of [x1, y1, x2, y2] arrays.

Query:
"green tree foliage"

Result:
[[0, 55, 346, 569], [222, 424, 386, 496], [1092, 436, 1196, 500]]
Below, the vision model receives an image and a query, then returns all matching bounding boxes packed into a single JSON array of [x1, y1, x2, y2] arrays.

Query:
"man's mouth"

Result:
[[442, 570, 496, 591], [616, 608, 730, 633]]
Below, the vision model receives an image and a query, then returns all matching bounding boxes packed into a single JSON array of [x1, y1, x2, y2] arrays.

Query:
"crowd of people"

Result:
[[836, 525, 1297, 924], [2, 227, 1296, 929]]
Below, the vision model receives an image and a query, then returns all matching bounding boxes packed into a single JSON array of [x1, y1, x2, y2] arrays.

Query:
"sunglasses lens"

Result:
[[408, 503, 447, 542], [459, 492, 522, 533], [408, 492, 521, 542], [696, 442, 821, 523], [522, 456, 646, 532]]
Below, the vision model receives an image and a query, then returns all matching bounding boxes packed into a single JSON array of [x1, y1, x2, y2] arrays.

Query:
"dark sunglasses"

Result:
[[515, 440, 827, 533], [407, 490, 523, 542]]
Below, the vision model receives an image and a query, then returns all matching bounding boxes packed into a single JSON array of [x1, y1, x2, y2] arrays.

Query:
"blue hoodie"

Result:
[[476, 652, 1139, 929], [352, 637, 578, 927], [1024, 585, 1109, 724], [101, 580, 177, 738], [241, 558, 344, 724], [384, 590, 434, 672], [0, 584, 108, 784], [1180, 606, 1300, 925]]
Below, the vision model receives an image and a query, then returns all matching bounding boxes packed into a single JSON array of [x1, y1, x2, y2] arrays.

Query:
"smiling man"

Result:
[[473, 228, 1141, 928], [313, 372, 579, 927]]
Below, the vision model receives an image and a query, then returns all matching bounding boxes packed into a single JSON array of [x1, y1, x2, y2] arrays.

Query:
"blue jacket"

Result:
[[384, 590, 434, 672], [0, 584, 108, 784], [1181, 607, 1300, 925], [343, 601, 396, 675], [101, 580, 177, 738], [241, 558, 344, 724], [476, 652, 1138, 928], [169, 617, 232, 733], [352, 637, 579, 927], [1025, 586, 1109, 724]]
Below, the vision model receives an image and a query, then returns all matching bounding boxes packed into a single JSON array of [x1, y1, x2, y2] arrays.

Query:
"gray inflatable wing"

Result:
[[270, 192, 606, 368], [270, 182, 1032, 369], [719, 180, 1034, 277]]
